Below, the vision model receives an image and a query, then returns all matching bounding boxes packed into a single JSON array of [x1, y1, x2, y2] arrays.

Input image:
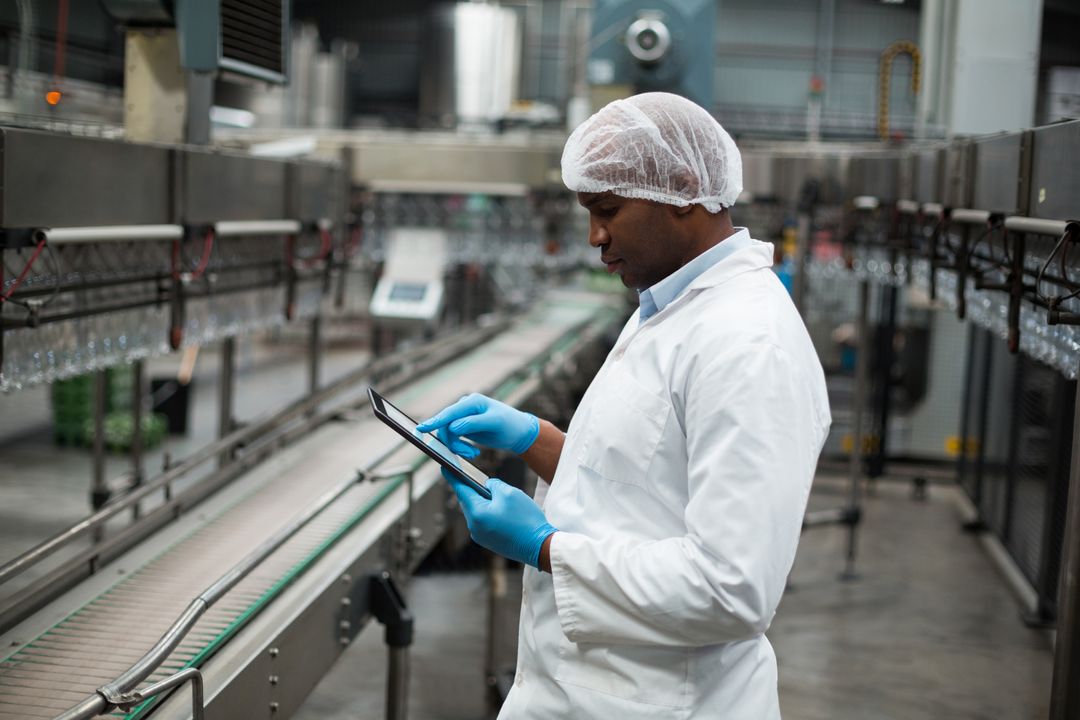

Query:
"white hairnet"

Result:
[[561, 92, 742, 213]]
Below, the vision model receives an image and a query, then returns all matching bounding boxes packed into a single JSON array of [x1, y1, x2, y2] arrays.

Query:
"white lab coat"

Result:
[[499, 238, 831, 719]]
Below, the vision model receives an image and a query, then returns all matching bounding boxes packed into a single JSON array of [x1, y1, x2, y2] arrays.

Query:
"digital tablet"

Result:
[[368, 387, 492, 499]]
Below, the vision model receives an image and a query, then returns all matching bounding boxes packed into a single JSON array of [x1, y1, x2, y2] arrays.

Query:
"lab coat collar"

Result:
[[627, 234, 774, 334], [686, 236, 774, 291]]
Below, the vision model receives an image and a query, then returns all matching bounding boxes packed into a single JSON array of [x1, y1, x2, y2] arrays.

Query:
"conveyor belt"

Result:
[[0, 290, 622, 720]]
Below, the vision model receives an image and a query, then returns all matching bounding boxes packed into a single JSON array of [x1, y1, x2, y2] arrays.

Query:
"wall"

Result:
[[714, 0, 922, 138]]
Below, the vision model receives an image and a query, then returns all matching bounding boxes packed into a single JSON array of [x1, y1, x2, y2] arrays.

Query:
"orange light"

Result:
[[45, 90, 62, 106]]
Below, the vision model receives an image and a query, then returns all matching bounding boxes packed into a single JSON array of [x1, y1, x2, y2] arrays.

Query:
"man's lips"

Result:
[[602, 258, 622, 273]]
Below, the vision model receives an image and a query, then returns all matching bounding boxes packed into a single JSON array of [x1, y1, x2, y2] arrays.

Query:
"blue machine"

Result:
[[587, 0, 716, 109]]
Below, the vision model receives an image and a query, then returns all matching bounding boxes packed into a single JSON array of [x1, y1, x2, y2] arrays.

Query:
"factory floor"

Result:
[[295, 474, 1054, 720]]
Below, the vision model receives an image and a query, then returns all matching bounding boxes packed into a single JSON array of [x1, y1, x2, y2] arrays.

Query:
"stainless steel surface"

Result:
[[291, 163, 344, 225], [1004, 216, 1070, 237], [419, 3, 521, 124], [1051, 378, 1080, 720], [182, 150, 289, 225], [913, 148, 945, 205], [943, 141, 974, 209], [0, 128, 171, 231], [344, 131, 561, 191], [1029, 120, 1080, 222], [849, 155, 902, 202], [896, 199, 920, 214], [212, 220, 303, 237], [32, 224, 184, 244], [972, 132, 1025, 214], [625, 15, 671, 64]]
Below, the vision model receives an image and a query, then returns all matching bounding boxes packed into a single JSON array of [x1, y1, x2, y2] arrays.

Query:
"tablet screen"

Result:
[[379, 397, 489, 489]]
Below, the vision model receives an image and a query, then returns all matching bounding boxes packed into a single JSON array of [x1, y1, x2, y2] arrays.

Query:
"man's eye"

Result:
[[596, 206, 618, 218]]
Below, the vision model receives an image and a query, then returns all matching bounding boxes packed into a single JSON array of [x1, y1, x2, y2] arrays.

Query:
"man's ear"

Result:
[[668, 203, 695, 218]]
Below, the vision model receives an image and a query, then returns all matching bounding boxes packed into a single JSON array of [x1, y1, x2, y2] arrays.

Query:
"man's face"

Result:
[[577, 191, 688, 290]]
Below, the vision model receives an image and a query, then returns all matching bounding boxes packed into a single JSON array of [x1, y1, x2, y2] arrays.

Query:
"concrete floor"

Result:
[[295, 476, 1054, 720]]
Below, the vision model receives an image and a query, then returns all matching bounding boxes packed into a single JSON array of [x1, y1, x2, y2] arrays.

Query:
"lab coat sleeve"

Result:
[[550, 342, 825, 647]]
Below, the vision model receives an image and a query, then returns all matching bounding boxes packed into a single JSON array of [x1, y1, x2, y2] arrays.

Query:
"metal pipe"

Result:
[[91, 369, 109, 536], [131, 359, 144, 520], [218, 337, 235, 469], [0, 320, 508, 587], [386, 646, 410, 720], [126, 668, 204, 720], [213, 220, 302, 237], [853, 196, 879, 211], [950, 208, 992, 226], [844, 280, 871, 579], [1004, 216, 1070, 237], [1051, 377, 1080, 720], [32, 224, 183, 245]]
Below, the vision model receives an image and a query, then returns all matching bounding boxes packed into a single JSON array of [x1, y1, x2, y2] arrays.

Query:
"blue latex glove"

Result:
[[417, 393, 539, 458], [442, 468, 557, 569]]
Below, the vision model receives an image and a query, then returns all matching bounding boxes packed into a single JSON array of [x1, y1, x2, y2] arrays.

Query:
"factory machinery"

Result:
[[0, 121, 624, 720], [823, 119, 1080, 720]]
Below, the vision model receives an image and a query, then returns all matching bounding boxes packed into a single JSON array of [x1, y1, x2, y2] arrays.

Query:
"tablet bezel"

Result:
[[368, 387, 493, 499]]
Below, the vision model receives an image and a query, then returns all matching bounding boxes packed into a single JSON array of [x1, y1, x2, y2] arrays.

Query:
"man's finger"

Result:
[[447, 415, 496, 436], [443, 468, 484, 513], [417, 395, 485, 431], [436, 428, 479, 458]]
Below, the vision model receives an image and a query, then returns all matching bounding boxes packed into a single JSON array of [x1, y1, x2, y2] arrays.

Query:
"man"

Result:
[[418, 92, 830, 719]]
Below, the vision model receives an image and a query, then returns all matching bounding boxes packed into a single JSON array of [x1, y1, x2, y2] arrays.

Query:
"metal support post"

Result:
[[131, 359, 145, 520], [308, 314, 322, 397], [1050, 377, 1080, 719], [370, 572, 413, 720], [843, 280, 871, 580], [91, 369, 110, 537], [218, 337, 235, 469]]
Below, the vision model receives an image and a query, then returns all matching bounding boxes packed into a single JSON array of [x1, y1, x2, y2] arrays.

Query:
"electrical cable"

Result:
[[1, 236, 47, 302], [1036, 226, 1077, 307]]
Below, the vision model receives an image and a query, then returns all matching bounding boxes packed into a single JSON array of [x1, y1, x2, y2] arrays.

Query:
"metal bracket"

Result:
[[104, 667, 205, 720], [370, 571, 413, 720]]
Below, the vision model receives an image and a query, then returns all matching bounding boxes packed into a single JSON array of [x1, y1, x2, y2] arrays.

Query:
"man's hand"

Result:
[[443, 468, 557, 570], [418, 394, 540, 457]]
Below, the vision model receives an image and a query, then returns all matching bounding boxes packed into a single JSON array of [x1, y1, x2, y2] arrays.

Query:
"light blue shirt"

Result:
[[638, 228, 755, 321]]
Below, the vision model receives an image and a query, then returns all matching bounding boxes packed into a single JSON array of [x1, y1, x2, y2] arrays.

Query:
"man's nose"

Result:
[[588, 218, 609, 248]]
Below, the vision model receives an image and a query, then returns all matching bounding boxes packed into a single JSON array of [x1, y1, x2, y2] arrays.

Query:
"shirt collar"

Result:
[[638, 228, 754, 321]]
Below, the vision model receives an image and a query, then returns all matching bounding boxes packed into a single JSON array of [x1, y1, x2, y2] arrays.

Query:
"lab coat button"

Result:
[[515, 672, 525, 687]]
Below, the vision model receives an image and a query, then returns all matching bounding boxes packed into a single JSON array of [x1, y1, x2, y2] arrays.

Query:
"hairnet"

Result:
[[561, 92, 742, 213]]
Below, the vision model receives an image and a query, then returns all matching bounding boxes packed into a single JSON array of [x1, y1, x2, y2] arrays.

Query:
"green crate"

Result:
[[82, 412, 168, 453]]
